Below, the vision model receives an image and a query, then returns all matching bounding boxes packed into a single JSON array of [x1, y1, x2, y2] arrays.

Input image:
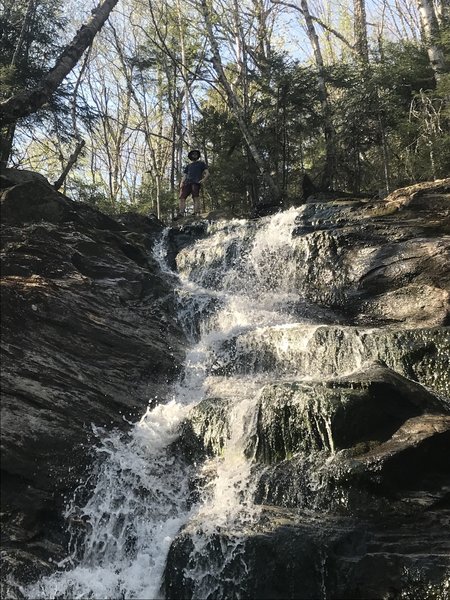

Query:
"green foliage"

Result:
[[1, 0, 98, 164], [3, 0, 449, 212], [195, 54, 323, 205], [133, 181, 178, 218], [68, 179, 123, 216], [192, 38, 445, 203], [0, 0, 66, 98], [302, 41, 448, 194], [195, 106, 253, 209]]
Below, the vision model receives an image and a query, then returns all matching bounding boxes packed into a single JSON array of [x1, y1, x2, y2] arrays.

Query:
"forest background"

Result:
[[0, 0, 449, 221]]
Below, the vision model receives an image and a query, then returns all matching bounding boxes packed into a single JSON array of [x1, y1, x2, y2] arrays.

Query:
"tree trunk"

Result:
[[354, 0, 369, 62], [175, 0, 193, 146], [0, 0, 119, 127], [199, 0, 281, 202], [0, 123, 16, 169], [300, 0, 337, 189], [231, 0, 249, 116], [416, 0, 447, 81], [252, 0, 272, 62], [436, 0, 449, 28], [10, 0, 35, 67], [379, 115, 391, 194], [53, 140, 86, 191]]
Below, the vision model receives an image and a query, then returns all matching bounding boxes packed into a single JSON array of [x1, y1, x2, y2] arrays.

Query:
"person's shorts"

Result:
[[179, 182, 201, 199]]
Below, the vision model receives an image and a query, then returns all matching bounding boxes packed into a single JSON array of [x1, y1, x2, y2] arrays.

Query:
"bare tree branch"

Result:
[[269, 0, 356, 52]]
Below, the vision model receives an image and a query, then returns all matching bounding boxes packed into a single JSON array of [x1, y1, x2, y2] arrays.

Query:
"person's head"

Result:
[[188, 149, 201, 161]]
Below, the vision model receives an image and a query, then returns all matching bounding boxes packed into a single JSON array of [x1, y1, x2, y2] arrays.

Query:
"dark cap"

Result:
[[188, 149, 201, 160]]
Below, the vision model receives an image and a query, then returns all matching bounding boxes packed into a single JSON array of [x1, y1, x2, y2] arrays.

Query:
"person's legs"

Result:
[[179, 183, 191, 215], [192, 183, 201, 214]]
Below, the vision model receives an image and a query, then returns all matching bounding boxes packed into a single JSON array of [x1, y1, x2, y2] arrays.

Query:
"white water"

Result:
[[24, 208, 318, 599]]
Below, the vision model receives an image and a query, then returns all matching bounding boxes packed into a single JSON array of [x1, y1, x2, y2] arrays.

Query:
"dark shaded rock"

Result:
[[256, 414, 450, 518], [306, 190, 373, 203], [206, 208, 241, 220], [0, 167, 50, 189], [346, 414, 450, 496], [164, 513, 329, 600], [116, 211, 165, 238], [254, 365, 448, 463], [165, 508, 450, 600], [0, 173, 187, 587], [250, 199, 284, 218], [167, 221, 208, 270], [1, 179, 124, 232]]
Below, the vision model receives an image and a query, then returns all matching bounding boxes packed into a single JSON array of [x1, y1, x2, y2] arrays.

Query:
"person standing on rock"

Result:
[[178, 150, 209, 218]]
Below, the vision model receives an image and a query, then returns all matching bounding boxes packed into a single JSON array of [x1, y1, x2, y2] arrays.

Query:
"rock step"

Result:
[[207, 324, 450, 398]]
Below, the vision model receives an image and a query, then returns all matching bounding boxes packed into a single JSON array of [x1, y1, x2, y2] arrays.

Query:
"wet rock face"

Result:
[[167, 221, 209, 270], [292, 180, 450, 326], [254, 365, 449, 461], [166, 507, 450, 600], [174, 179, 450, 328], [208, 325, 450, 397], [0, 173, 186, 586], [171, 365, 450, 600], [164, 516, 332, 600], [167, 182, 450, 600]]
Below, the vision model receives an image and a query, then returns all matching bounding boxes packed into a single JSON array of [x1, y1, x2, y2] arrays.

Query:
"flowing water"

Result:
[[23, 208, 346, 599]]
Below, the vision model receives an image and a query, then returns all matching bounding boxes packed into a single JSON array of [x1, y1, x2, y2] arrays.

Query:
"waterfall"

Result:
[[22, 208, 349, 599]]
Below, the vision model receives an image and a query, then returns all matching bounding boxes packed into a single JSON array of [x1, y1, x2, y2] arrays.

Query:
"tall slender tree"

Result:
[[298, 0, 337, 187], [415, 0, 447, 81], [353, 0, 369, 62], [198, 0, 281, 201]]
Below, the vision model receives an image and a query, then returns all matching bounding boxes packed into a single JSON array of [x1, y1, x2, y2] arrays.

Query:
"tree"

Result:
[[0, 0, 119, 127], [0, 0, 68, 166], [353, 0, 369, 62], [198, 0, 281, 202], [416, 0, 447, 81]]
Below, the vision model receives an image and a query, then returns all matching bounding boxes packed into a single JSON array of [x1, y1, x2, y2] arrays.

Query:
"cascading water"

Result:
[[23, 208, 354, 599]]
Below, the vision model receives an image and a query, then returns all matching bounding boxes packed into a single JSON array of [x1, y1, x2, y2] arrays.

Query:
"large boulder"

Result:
[[171, 362, 450, 598], [0, 172, 187, 587], [165, 506, 450, 600], [183, 365, 448, 462], [254, 365, 448, 462], [292, 179, 450, 326]]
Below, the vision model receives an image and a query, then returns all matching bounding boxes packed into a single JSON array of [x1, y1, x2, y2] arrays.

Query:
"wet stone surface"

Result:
[[168, 182, 450, 599], [2, 173, 450, 598], [1, 173, 187, 591]]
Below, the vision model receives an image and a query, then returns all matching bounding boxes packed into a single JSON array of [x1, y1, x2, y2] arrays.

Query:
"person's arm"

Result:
[[180, 165, 188, 188], [200, 168, 209, 184]]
